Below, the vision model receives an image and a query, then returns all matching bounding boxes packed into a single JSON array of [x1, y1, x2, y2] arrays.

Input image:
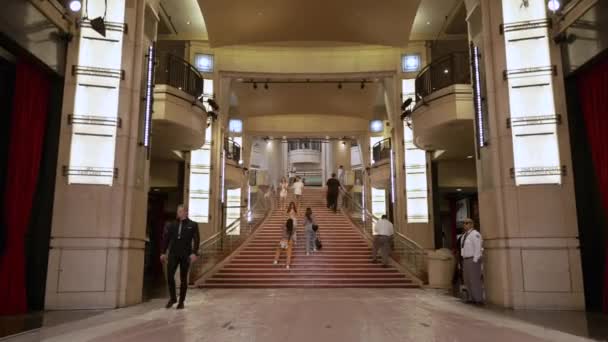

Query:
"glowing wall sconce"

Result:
[[228, 119, 243, 134], [402, 54, 421, 73], [194, 54, 214, 73], [369, 120, 383, 133]]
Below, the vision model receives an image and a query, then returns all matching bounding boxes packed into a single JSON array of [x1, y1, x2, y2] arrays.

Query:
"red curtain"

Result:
[[0, 60, 50, 315], [577, 56, 608, 313]]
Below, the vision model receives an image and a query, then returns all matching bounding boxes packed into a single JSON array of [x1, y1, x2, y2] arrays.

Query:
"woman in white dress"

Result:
[[279, 177, 288, 210]]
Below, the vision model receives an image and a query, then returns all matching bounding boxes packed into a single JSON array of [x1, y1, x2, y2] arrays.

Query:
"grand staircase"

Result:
[[199, 188, 418, 288]]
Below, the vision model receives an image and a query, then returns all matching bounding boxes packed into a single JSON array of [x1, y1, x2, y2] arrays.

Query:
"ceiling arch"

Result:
[[197, 0, 422, 47]]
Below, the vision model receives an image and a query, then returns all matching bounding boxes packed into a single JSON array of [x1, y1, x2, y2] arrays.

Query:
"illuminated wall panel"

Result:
[[502, 0, 562, 185], [371, 187, 386, 219], [189, 123, 213, 223], [226, 188, 242, 235], [67, 0, 126, 185], [402, 79, 429, 223]]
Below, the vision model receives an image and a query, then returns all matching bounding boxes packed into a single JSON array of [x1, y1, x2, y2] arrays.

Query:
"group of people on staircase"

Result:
[[273, 204, 321, 269], [278, 176, 305, 211]]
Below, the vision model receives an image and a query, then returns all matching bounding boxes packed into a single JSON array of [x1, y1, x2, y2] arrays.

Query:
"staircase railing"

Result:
[[190, 188, 271, 283], [339, 188, 428, 282]]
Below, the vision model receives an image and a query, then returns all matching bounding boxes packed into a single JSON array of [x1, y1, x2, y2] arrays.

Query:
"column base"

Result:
[[483, 237, 585, 310], [45, 238, 145, 310]]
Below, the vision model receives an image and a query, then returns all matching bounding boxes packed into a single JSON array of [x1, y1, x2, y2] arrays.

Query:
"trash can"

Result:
[[427, 248, 456, 289]]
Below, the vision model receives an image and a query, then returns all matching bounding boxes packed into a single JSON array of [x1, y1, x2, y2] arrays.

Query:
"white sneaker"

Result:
[[306, 252, 310, 256], [286, 265, 290, 269], [273, 260, 278, 265]]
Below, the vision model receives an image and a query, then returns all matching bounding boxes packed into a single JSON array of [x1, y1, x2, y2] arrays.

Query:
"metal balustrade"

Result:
[[415, 52, 471, 100], [372, 138, 391, 163], [155, 53, 204, 99]]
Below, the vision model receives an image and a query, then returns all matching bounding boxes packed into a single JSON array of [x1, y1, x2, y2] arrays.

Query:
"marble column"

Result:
[[45, 0, 154, 309], [468, 0, 584, 309]]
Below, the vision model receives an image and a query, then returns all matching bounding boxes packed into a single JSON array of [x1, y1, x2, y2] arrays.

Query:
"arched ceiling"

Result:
[[197, 0, 422, 47], [230, 80, 386, 118]]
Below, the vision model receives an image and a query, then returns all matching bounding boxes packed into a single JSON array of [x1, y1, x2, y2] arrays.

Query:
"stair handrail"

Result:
[[190, 188, 272, 282], [339, 187, 428, 281]]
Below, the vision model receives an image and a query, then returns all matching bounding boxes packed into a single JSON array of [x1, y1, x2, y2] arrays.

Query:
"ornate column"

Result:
[[45, 0, 154, 309], [470, 0, 584, 309]]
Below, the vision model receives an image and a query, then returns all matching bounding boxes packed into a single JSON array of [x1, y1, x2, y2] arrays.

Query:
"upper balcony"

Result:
[[288, 139, 322, 164], [370, 138, 391, 189], [410, 52, 475, 159], [152, 53, 207, 157], [224, 138, 244, 188]]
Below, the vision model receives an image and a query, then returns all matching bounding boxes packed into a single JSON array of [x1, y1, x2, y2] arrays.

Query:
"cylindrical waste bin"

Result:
[[427, 248, 456, 289]]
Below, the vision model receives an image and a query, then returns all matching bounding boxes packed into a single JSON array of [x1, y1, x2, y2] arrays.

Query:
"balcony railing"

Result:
[[224, 138, 241, 162], [287, 139, 322, 152], [415, 52, 471, 100], [191, 189, 272, 285], [372, 138, 391, 163], [155, 53, 204, 99]]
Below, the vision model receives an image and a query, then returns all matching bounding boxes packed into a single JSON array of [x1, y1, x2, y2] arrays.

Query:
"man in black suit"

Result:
[[326, 173, 341, 213], [160, 205, 200, 309]]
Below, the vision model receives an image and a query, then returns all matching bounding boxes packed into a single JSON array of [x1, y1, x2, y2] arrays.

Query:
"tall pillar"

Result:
[[320, 141, 327, 183], [472, 0, 584, 309], [358, 134, 372, 215], [45, 0, 154, 309], [282, 139, 289, 177], [208, 76, 232, 233], [382, 77, 408, 236]]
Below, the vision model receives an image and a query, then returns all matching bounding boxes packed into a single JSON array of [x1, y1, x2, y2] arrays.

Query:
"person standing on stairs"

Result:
[[337, 165, 345, 185], [372, 215, 394, 267], [286, 201, 298, 238], [292, 176, 304, 210], [274, 218, 296, 269], [326, 173, 341, 213], [160, 204, 200, 309], [304, 207, 317, 256], [279, 177, 288, 210]]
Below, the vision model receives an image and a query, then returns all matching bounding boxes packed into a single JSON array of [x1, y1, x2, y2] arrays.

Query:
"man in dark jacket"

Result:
[[326, 173, 341, 213], [160, 205, 200, 309]]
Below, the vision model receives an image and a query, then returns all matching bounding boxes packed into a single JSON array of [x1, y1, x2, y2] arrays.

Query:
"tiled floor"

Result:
[[1, 288, 604, 342]]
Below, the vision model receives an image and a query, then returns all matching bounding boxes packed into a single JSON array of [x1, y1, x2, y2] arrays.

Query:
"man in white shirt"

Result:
[[292, 176, 304, 210], [460, 218, 484, 305], [372, 215, 394, 266], [337, 165, 345, 185]]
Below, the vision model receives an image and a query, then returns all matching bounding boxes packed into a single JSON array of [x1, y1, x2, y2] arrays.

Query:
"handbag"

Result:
[[315, 233, 323, 250], [279, 239, 288, 249], [312, 224, 319, 232]]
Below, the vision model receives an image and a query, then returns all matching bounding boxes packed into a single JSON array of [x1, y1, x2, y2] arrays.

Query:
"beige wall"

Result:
[[188, 42, 428, 76], [332, 140, 352, 173], [150, 160, 179, 188], [244, 114, 369, 137], [437, 160, 477, 188]]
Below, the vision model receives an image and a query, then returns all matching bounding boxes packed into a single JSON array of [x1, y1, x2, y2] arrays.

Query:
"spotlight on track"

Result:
[[401, 98, 413, 111], [69, 0, 82, 12], [206, 98, 219, 111], [90, 16, 106, 37]]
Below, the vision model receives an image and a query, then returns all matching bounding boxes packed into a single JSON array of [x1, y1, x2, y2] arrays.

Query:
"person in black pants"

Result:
[[326, 173, 340, 213], [160, 205, 200, 309]]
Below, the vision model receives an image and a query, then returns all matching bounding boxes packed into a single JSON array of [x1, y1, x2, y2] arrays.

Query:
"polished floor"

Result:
[[1, 288, 605, 342]]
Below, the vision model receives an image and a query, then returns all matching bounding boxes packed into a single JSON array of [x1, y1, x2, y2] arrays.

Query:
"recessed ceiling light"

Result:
[[467, 155, 473, 159], [456, 188, 462, 192], [186, 21, 191, 25], [426, 21, 431, 25]]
